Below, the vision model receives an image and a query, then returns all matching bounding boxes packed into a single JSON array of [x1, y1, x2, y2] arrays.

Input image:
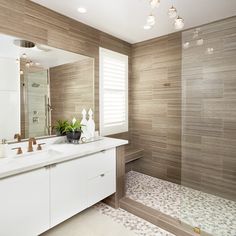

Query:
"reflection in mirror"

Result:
[[0, 34, 94, 141]]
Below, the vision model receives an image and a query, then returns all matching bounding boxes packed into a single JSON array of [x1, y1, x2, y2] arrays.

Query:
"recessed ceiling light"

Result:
[[77, 7, 87, 13], [144, 25, 151, 30]]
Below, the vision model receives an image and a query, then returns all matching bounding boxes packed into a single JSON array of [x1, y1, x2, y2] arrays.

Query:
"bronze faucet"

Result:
[[28, 137, 37, 152], [12, 147, 23, 155], [14, 133, 21, 142]]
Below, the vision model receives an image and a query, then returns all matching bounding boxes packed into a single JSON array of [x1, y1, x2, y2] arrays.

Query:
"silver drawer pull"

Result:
[[100, 173, 105, 177]]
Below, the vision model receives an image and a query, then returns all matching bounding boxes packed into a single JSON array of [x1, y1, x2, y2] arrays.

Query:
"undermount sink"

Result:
[[6, 148, 62, 160]]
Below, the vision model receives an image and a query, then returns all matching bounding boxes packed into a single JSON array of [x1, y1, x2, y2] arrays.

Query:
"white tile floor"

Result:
[[126, 171, 236, 236], [42, 207, 136, 236]]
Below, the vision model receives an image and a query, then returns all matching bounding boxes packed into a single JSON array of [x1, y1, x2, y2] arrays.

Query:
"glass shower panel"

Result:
[[181, 17, 236, 236], [26, 70, 49, 138]]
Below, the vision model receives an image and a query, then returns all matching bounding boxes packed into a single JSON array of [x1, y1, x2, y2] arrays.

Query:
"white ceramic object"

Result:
[[87, 108, 95, 138], [80, 109, 89, 139]]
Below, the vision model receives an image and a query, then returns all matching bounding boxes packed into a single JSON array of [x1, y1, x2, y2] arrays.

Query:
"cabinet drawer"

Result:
[[87, 148, 116, 179], [87, 170, 116, 207]]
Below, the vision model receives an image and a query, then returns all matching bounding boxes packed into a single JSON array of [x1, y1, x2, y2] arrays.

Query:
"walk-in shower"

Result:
[[126, 16, 236, 236]]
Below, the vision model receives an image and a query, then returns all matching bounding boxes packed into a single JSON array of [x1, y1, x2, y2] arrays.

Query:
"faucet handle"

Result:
[[14, 133, 21, 142], [37, 143, 46, 151], [12, 147, 23, 155]]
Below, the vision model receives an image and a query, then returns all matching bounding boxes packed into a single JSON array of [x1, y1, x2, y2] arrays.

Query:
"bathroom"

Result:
[[0, 1, 235, 236]]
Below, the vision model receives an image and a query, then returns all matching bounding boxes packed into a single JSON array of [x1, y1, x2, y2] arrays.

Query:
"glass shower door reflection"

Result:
[[26, 70, 50, 138]]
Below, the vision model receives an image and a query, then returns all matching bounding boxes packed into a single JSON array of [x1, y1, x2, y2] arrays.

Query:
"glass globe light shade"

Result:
[[174, 16, 184, 30], [147, 14, 156, 26], [168, 6, 177, 19]]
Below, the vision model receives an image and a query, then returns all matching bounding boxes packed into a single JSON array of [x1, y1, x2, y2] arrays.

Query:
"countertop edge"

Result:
[[0, 138, 128, 180]]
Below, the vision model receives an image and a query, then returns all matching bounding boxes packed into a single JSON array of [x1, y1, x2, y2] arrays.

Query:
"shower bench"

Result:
[[124, 145, 143, 169]]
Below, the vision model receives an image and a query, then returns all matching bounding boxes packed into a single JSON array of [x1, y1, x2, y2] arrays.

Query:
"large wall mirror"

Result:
[[0, 34, 94, 141]]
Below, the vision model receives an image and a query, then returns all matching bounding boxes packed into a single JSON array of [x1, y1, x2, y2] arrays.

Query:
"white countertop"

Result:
[[0, 137, 128, 179]]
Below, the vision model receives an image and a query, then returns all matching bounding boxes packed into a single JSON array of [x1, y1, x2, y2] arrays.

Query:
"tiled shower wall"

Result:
[[130, 17, 236, 200], [130, 33, 182, 184], [181, 17, 236, 200]]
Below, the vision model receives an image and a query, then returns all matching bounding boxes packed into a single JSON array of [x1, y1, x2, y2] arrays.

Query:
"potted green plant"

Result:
[[65, 118, 83, 143], [53, 120, 69, 136]]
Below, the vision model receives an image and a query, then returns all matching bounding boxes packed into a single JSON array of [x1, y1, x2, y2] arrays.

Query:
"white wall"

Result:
[[0, 58, 20, 140]]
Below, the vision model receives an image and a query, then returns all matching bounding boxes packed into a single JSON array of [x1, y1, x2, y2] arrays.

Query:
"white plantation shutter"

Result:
[[99, 48, 128, 136]]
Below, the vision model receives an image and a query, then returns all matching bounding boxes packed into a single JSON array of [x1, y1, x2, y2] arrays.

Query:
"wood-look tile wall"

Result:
[[50, 59, 94, 127], [1, 0, 235, 200], [130, 33, 182, 184], [130, 17, 236, 200], [0, 0, 131, 128], [181, 17, 236, 200]]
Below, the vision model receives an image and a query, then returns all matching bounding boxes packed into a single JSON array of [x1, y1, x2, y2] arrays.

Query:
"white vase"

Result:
[[87, 108, 95, 138], [80, 109, 89, 139]]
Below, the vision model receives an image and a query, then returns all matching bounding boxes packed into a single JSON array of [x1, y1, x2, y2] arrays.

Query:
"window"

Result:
[[99, 47, 128, 136]]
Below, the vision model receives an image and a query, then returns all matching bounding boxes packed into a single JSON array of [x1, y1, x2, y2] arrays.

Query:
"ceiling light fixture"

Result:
[[147, 14, 156, 26], [25, 62, 30, 68], [174, 16, 184, 30], [168, 6, 177, 19], [144, 1, 184, 31], [150, 0, 160, 8], [77, 7, 87, 13]]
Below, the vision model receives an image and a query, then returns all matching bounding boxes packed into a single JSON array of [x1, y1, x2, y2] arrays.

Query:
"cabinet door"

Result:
[[50, 158, 87, 227], [87, 148, 116, 207], [0, 168, 50, 236]]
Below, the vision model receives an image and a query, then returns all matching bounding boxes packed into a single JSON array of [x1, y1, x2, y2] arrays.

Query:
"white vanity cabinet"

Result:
[[0, 168, 50, 236], [50, 157, 88, 227], [0, 147, 117, 236]]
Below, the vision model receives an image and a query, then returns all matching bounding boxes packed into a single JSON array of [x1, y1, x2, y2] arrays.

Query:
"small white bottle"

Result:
[[87, 108, 95, 138]]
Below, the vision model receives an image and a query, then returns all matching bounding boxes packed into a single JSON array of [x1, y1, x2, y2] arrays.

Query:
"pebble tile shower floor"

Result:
[[95, 203, 175, 236], [125, 171, 236, 236]]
